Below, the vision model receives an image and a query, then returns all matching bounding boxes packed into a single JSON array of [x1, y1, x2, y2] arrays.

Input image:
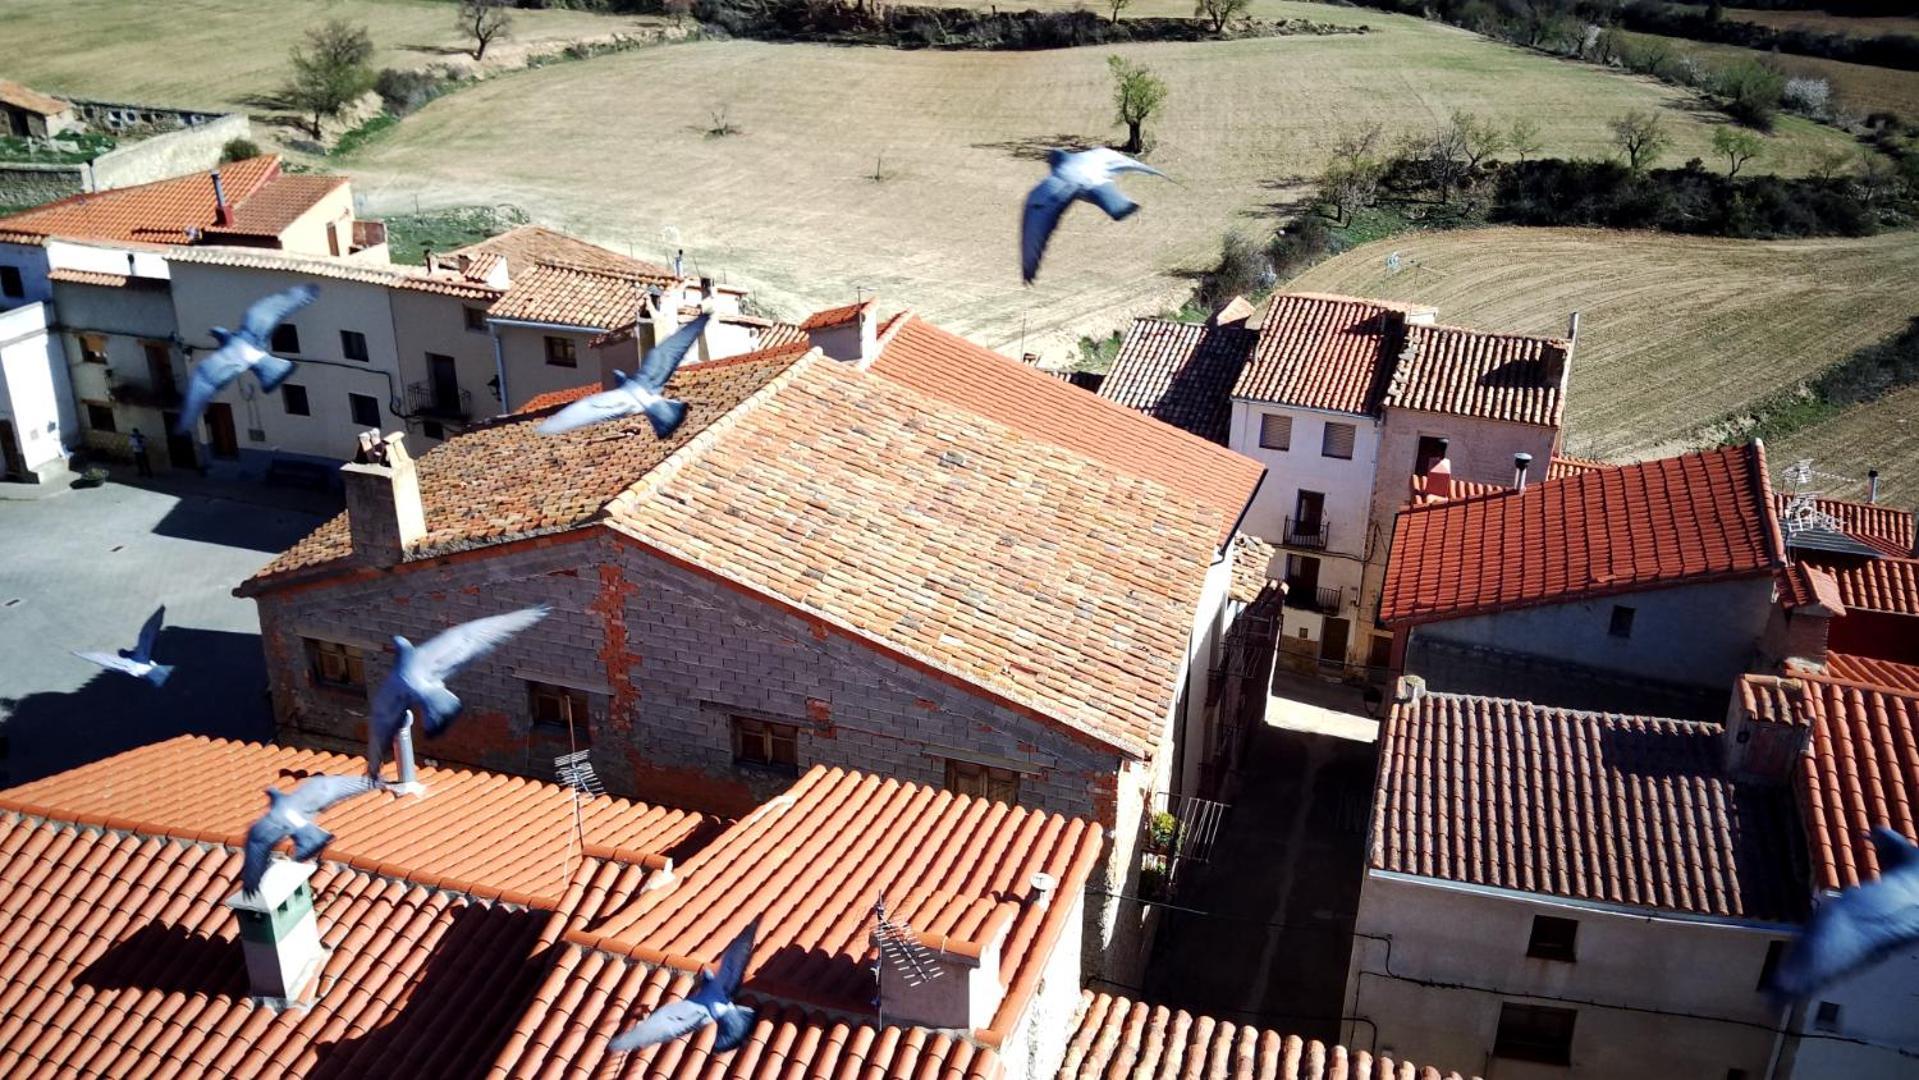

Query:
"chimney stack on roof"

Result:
[[210, 170, 231, 227], [872, 903, 1014, 1032], [225, 860, 325, 1006], [341, 432, 425, 568], [1869, 468, 1880, 504], [1722, 675, 1812, 785], [1425, 456, 1453, 501], [1513, 452, 1533, 492]]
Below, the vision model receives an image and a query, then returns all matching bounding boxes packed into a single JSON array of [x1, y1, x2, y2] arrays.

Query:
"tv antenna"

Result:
[[553, 743, 604, 881], [1387, 250, 1445, 279], [1777, 458, 1852, 541], [872, 895, 941, 1027]]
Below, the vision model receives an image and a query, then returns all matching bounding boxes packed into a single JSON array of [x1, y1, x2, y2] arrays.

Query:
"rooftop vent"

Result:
[[224, 861, 325, 1006]]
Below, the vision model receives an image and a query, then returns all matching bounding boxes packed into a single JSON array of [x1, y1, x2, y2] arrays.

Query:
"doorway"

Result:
[[203, 403, 238, 460], [428, 353, 459, 414], [161, 412, 197, 469], [1321, 617, 1350, 666], [143, 341, 175, 401], [0, 420, 23, 479]]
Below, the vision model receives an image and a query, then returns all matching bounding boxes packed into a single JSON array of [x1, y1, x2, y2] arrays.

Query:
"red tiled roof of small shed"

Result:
[[871, 315, 1263, 544], [0, 815, 559, 1079], [610, 354, 1223, 755], [1810, 556, 1919, 616], [571, 766, 1103, 1044], [453, 225, 675, 280], [1821, 652, 1919, 692], [1373, 692, 1806, 920], [1233, 293, 1411, 415], [1776, 494, 1916, 558], [1381, 443, 1785, 625], [0, 736, 709, 905], [1790, 674, 1919, 890], [1097, 317, 1255, 445], [489, 261, 670, 329], [0, 78, 69, 115], [1061, 992, 1476, 1080], [0, 156, 286, 245], [495, 945, 1005, 1080], [1383, 323, 1568, 427], [797, 297, 871, 330]]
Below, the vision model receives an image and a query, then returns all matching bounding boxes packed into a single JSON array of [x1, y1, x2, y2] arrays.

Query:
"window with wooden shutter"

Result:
[[731, 715, 799, 774], [305, 639, 366, 691], [944, 758, 1021, 804], [1321, 421, 1355, 459], [527, 681, 590, 740], [1258, 413, 1292, 451]]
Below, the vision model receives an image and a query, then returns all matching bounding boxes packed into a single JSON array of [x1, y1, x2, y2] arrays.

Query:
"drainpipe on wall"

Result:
[[489, 324, 509, 413]]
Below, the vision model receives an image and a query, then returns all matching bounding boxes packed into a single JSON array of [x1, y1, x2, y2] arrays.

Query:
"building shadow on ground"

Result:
[[2, 626, 274, 787]]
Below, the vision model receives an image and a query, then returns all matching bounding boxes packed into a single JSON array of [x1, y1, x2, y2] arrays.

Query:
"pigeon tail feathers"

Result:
[[713, 1005, 755, 1053], [144, 663, 173, 688], [417, 683, 464, 736], [644, 398, 688, 440], [254, 353, 296, 393], [289, 822, 334, 862]]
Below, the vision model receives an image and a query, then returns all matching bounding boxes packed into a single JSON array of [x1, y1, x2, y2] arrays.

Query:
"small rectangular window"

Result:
[[945, 758, 1021, 804], [340, 330, 369, 362], [1526, 914, 1578, 962], [1258, 413, 1291, 451], [545, 335, 577, 367], [84, 401, 116, 433], [464, 306, 488, 332], [270, 323, 301, 355], [305, 639, 365, 691], [1321, 421, 1356, 460], [282, 384, 310, 416], [0, 265, 22, 298], [1414, 435, 1448, 476], [78, 333, 108, 364], [348, 393, 380, 429], [1813, 1001, 1841, 1032], [1609, 605, 1635, 639], [731, 715, 798, 773], [1758, 940, 1785, 991], [1494, 1003, 1576, 1065], [527, 681, 590, 740]]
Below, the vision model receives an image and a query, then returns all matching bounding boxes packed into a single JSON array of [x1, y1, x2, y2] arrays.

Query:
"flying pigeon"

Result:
[[72, 605, 173, 686], [1768, 826, 1919, 1001], [367, 606, 550, 780], [537, 313, 709, 438], [1021, 147, 1168, 284], [611, 918, 760, 1053], [174, 284, 320, 435], [241, 773, 381, 895]]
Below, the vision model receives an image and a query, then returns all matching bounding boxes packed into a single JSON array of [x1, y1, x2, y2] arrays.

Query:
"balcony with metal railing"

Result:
[[1283, 515, 1328, 550], [1283, 584, 1344, 616], [407, 380, 471, 420]]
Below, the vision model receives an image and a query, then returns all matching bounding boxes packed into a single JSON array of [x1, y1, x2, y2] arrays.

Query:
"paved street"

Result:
[[0, 472, 332, 786]]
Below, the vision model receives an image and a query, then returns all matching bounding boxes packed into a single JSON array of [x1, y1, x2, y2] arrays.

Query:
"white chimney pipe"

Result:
[[1868, 469, 1880, 504], [1514, 452, 1533, 491]]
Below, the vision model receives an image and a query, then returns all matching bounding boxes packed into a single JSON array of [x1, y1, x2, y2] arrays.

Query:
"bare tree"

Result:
[[1609, 109, 1670, 172], [457, 0, 513, 61], [1711, 125, 1763, 178], [1506, 116, 1543, 163], [284, 19, 375, 138], [1194, 0, 1250, 33], [1808, 144, 1853, 183], [1318, 159, 1381, 225], [1107, 0, 1133, 25], [1401, 124, 1469, 201], [1108, 55, 1167, 155], [1452, 110, 1505, 170], [1331, 123, 1383, 171]]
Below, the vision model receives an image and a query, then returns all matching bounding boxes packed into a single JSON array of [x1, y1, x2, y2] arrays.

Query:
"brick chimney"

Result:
[[225, 861, 325, 1005], [1424, 456, 1453, 500], [1722, 674, 1812, 785], [341, 433, 425, 567], [1762, 564, 1844, 669], [873, 902, 1014, 1031], [210, 170, 232, 227]]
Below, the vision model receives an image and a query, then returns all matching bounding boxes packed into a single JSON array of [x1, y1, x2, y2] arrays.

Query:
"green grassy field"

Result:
[[1285, 227, 1919, 468]]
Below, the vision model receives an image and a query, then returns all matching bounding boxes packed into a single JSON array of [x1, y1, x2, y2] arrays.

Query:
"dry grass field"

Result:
[[1777, 383, 1919, 508], [1727, 8, 1919, 40], [1619, 29, 1919, 119], [333, 10, 1857, 355], [1285, 227, 1919, 463], [0, 0, 648, 110]]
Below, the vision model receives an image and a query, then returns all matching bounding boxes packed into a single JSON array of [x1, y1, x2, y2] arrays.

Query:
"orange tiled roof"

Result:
[[871, 315, 1263, 545], [1234, 293, 1408, 415], [569, 766, 1104, 1043], [797, 297, 871, 330], [1549, 454, 1614, 479], [167, 245, 504, 300], [1381, 444, 1785, 626], [1061, 991, 1475, 1080], [1778, 562, 1846, 614], [607, 353, 1223, 755], [452, 224, 675, 280], [495, 947, 1005, 1080], [0, 156, 323, 246], [1775, 493, 1916, 558], [1812, 556, 1919, 616], [1790, 673, 1919, 890], [756, 320, 807, 349], [0, 736, 709, 904], [1098, 317, 1255, 445], [46, 267, 129, 287], [1822, 652, 1919, 691], [1373, 691, 1806, 921], [207, 173, 346, 238], [1382, 322, 1568, 427], [246, 348, 803, 585], [0, 79, 68, 115], [489, 261, 674, 329]]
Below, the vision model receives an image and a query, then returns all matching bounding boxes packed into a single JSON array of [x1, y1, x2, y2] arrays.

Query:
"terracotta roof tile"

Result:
[[206, 174, 346, 238], [570, 766, 1103, 1042], [452, 225, 675, 280], [608, 355, 1222, 755], [1821, 653, 1919, 692], [1775, 494, 1916, 558], [756, 321, 807, 349], [0, 157, 327, 247], [1807, 556, 1919, 616], [1234, 293, 1407, 414], [1788, 674, 1919, 890], [1382, 444, 1785, 625], [167, 245, 503, 300], [0, 78, 68, 115], [797, 298, 872, 330], [1383, 323, 1569, 427], [1098, 317, 1255, 444], [1373, 692, 1806, 920], [1778, 562, 1846, 614], [0, 737, 708, 904], [871, 316, 1263, 544], [1061, 991, 1476, 1080], [1549, 454, 1614, 479], [488, 261, 676, 329], [46, 268, 129, 288]]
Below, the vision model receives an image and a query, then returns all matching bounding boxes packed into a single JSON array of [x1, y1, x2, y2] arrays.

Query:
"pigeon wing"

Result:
[[239, 284, 320, 344], [1081, 182, 1141, 222], [242, 813, 293, 895], [1869, 826, 1919, 874], [710, 918, 759, 999], [177, 344, 252, 432], [1081, 146, 1167, 180], [536, 388, 641, 435], [411, 607, 550, 681], [1021, 176, 1076, 284], [609, 999, 713, 1052], [712, 1004, 756, 1053], [636, 313, 710, 392], [73, 651, 142, 676], [286, 773, 381, 815], [132, 605, 165, 664]]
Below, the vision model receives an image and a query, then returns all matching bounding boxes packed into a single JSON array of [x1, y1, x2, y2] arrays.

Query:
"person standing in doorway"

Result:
[[129, 427, 152, 478]]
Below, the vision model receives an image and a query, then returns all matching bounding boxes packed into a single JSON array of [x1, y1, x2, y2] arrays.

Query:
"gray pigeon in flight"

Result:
[[175, 284, 319, 435], [1768, 826, 1919, 1001], [72, 605, 172, 686], [367, 606, 549, 781], [537, 313, 710, 438], [241, 773, 381, 895], [1021, 147, 1168, 284], [611, 918, 760, 1053]]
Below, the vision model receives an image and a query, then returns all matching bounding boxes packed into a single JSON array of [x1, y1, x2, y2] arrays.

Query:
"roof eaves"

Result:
[[1387, 565, 1779, 628]]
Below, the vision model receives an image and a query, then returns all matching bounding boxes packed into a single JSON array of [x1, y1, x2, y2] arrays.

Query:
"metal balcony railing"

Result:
[[407, 380, 470, 419], [1284, 515, 1328, 550], [1284, 584, 1344, 616]]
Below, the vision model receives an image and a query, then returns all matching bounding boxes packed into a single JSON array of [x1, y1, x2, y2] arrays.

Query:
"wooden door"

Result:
[[143, 341, 174, 399], [1320, 617, 1350, 666], [429, 354, 459, 413], [203, 402, 238, 459]]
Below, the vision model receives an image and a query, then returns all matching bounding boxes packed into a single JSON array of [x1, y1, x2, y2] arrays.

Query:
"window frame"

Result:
[[0, 264, 23, 298], [77, 333, 109, 365], [464, 306, 489, 333], [305, 638, 366, 692], [1608, 605, 1636, 639], [282, 383, 311, 416], [1525, 914, 1579, 962], [348, 392, 381, 429], [544, 335, 578, 368], [1813, 1001, 1841, 1032], [1258, 413, 1292, 451], [270, 323, 301, 355], [730, 714, 799, 774], [944, 758, 1021, 804], [1493, 1002, 1576, 1066], [339, 329, 370, 362], [1757, 940, 1785, 991], [1320, 420, 1356, 460], [83, 400, 117, 433], [527, 680, 591, 741]]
